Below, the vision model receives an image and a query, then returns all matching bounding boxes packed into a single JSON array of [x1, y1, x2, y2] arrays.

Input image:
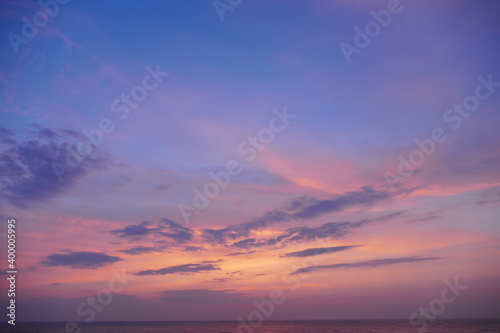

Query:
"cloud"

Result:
[[205, 270, 242, 283], [0, 126, 113, 208], [135, 263, 220, 276], [119, 246, 161, 256], [290, 256, 441, 275], [281, 245, 360, 258], [184, 246, 205, 252], [157, 218, 194, 243], [286, 186, 393, 220], [111, 212, 403, 255], [200, 259, 223, 264], [0, 127, 14, 137], [111, 221, 155, 238], [209, 278, 230, 283], [40, 251, 122, 270], [229, 211, 405, 250], [111, 219, 193, 243], [226, 251, 257, 256], [416, 215, 440, 222], [202, 186, 398, 244]]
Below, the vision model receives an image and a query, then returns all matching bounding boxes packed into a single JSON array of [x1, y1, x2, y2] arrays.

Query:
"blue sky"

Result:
[[1, 0, 500, 324]]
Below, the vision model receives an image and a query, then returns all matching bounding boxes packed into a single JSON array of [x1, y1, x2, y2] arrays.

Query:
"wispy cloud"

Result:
[[285, 186, 393, 220], [157, 218, 194, 243], [135, 263, 221, 276], [202, 186, 401, 244], [0, 126, 113, 208], [229, 211, 405, 250], [184, 246, 205, 252], [119, 246, 162, 256], [110, 219, 193, 243], [281, 245, 360, 258], [290, 256, 441, 275], [40, 251, 122, 270], [226, 251, 257, 256], [111, 221, 156, 238]]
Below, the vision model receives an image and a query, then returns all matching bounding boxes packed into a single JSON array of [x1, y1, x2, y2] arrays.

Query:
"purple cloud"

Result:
[[40, 251, 122, 270], [135, 263, 221, 276], [290, 256, 441, 275]]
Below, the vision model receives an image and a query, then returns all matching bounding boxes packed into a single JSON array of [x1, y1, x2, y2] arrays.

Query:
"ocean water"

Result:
[[1, 319, 500, 333]]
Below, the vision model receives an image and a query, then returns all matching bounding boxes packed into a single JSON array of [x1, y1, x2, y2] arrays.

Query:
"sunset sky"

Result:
[[1, 0, 500, 323]]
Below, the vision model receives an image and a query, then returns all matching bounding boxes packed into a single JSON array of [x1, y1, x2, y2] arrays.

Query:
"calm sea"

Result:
[[1, 319, 499, 333]]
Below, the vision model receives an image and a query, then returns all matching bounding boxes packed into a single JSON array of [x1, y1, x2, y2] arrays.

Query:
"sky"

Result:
[[0, 0, 500, 325]]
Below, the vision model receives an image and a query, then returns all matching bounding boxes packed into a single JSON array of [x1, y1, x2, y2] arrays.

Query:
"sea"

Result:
[[1, 319, 499, 333]]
